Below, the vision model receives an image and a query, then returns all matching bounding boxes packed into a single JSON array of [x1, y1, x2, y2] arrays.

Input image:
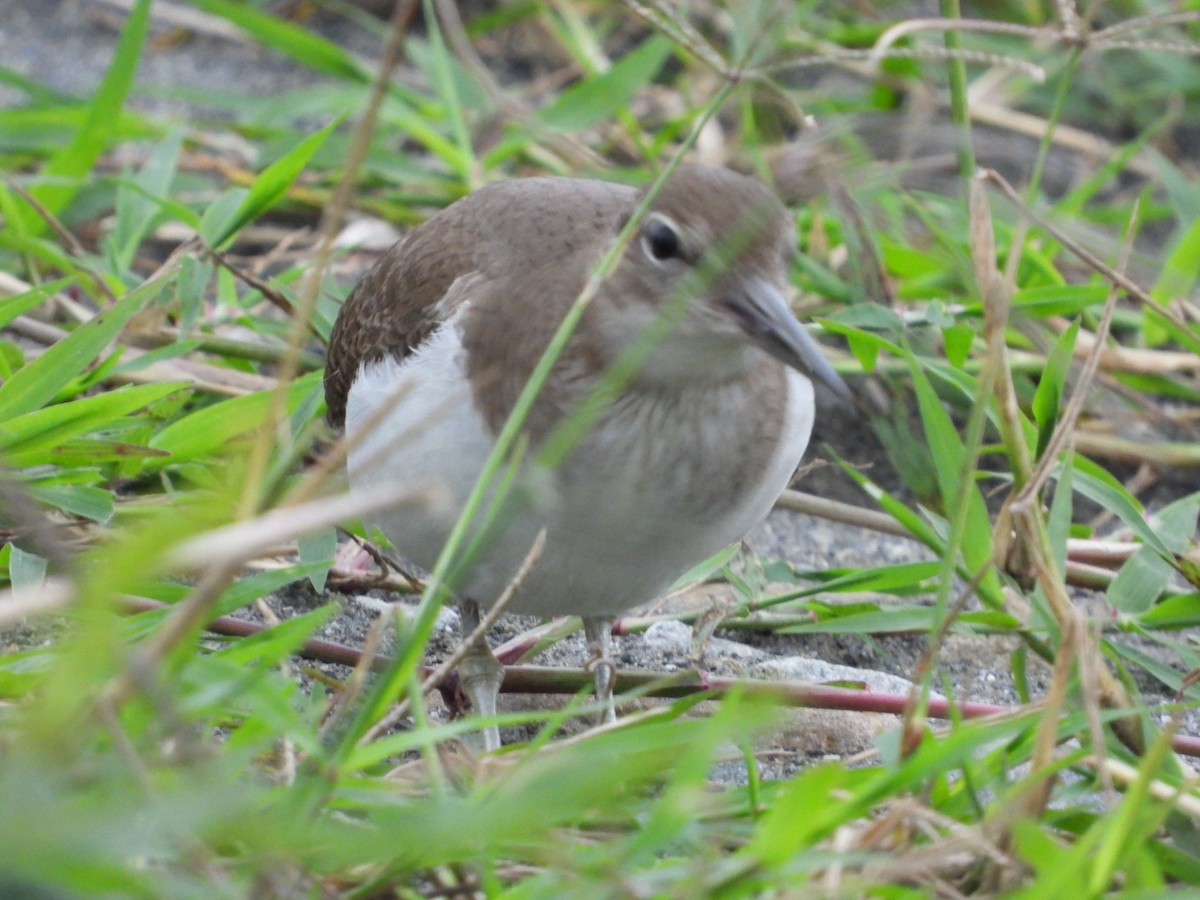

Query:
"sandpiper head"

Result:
[[602, 166, 848, 399]]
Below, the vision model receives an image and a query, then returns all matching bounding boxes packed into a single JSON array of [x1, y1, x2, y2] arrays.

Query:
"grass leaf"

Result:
[[16, 0, 151, 233], [206, 118, 342, 249], [148, 372, 322, 465], [0, 275, 172, 421], [539, 35, 674, 131], [1032, 319, 1078, 460], [187, 0, 370, 82], [0, 382, 186, 462]]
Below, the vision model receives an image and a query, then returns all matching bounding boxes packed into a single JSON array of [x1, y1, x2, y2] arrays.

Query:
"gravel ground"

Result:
[[4, 0, 1195, 758], [0, 0, 360, 113]]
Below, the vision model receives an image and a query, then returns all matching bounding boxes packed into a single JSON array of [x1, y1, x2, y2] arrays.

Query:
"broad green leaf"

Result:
[[334, 714, 772, 865], [880, 239, 946, 281], [214, 604, 336, 669], [782, 604, 1018, 634], [907, 353, 997, 590], [297, 527, 336, 592], [176, 253, 212, 338], [0, 275, 172, 421], [206, 118, 342, 249], [378, 95, 467, 169], [995, 283, 1109, 317], [1114, 370, 1200, 403], [1141, 304, 1200, 357], [1137, 592, 1200, 630], [844, 330, 881, 372], [1148, 492, 1200, 555], [941, 322, 974, 368], [873, 410, 937, 500], [0, 341, 23, 378], [148, 372, 322, 464], [0, 382, 186, 462], [670, 544, 740, 589], [1108, 546, 1175, 614], [197, 188, 248, 249], [539, 35, 674, 131], [214, 563, 334, 620], [832, 451, 945, 555], [822, 314, 903, 377], [1069, 462, 1173, 559], [1012, 820, 1088, 895], [111, 129, 184, 270], [35, 440, 169, 466], [1108, 638, 1198, 696], [794, 255, 854, 304], [825, 303, 906, 337], [767, 560, 942, 598], [26, 482, 114, 523], [8, 545, 46, 595], [1147, 217, 1200, 347]]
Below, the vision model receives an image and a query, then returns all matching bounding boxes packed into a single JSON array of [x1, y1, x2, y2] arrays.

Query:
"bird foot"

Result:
[[458, 600, 505, 752], [583, 616, 617, 725]]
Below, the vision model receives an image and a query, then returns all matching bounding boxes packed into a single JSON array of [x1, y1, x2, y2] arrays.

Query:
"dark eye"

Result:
[[643, 218, 682, 262]]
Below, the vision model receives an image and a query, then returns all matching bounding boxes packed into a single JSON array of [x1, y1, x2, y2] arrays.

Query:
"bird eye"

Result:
[[642, 217, 682, 263]]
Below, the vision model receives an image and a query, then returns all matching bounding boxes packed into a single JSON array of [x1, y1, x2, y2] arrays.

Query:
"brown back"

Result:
[[323, 177, 635, 427]]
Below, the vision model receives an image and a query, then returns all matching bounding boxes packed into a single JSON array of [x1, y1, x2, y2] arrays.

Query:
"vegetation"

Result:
[[2, 0, 1200, 895]]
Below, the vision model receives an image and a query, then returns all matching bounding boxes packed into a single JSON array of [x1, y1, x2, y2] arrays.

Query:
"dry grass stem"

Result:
[[984, 169, 1197, 340], [236, 0, 419, 519], [1021, 609, 1077, 820], [1092, 756, 1200, 818], [435, 0, 604, 171], [360, 528, 547, 745], [96, 0, 245, 41], [171, 482, 449, 573], [1021, 203, 1132, 499], [775, 488, 909, 537]]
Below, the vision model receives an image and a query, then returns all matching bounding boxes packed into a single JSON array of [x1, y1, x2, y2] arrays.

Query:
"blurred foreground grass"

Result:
[[2, 0, 1200, 895]]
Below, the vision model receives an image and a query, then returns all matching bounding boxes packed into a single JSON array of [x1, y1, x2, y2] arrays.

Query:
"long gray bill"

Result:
[[725, 278, 853, 404]]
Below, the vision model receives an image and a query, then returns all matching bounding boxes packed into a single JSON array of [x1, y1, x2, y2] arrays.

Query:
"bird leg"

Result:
[[457, 599, 504, 752], [583, 615, 617, 724]]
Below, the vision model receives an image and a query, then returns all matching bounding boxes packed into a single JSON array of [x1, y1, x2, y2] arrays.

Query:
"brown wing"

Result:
[[323, 177, 635, 428], [323, 205, 481, 427]]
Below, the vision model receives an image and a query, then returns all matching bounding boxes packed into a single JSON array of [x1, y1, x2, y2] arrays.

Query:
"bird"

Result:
[[323, 165, 850, 750]]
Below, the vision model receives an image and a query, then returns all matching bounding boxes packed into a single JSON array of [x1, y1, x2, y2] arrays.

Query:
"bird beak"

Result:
[[724, 278, 852, 403]]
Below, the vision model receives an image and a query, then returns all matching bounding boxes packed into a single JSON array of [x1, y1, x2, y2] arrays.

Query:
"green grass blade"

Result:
[[148, 372, 322, 465], [0, 275, 172, 421], [15, 0, 151, 234], [187, 0, 370, 82], [0, 382, 187, 462], [539, 35, 674, 131], [0, 278, 72, 330], [205, 118, 342, 249], [1032, 319, 1077, 460]]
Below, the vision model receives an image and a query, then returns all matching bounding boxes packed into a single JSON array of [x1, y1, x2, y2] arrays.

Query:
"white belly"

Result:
[[344, 325, 814, 617]]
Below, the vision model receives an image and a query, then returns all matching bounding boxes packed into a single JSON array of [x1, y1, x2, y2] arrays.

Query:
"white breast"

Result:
[[344, 322, 494, 573], [344, 323, 815, 618]]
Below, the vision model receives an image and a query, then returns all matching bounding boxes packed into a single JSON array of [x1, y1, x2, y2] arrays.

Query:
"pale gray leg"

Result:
[[583, 616, 617, 724], [458, 599, 504, 752]]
